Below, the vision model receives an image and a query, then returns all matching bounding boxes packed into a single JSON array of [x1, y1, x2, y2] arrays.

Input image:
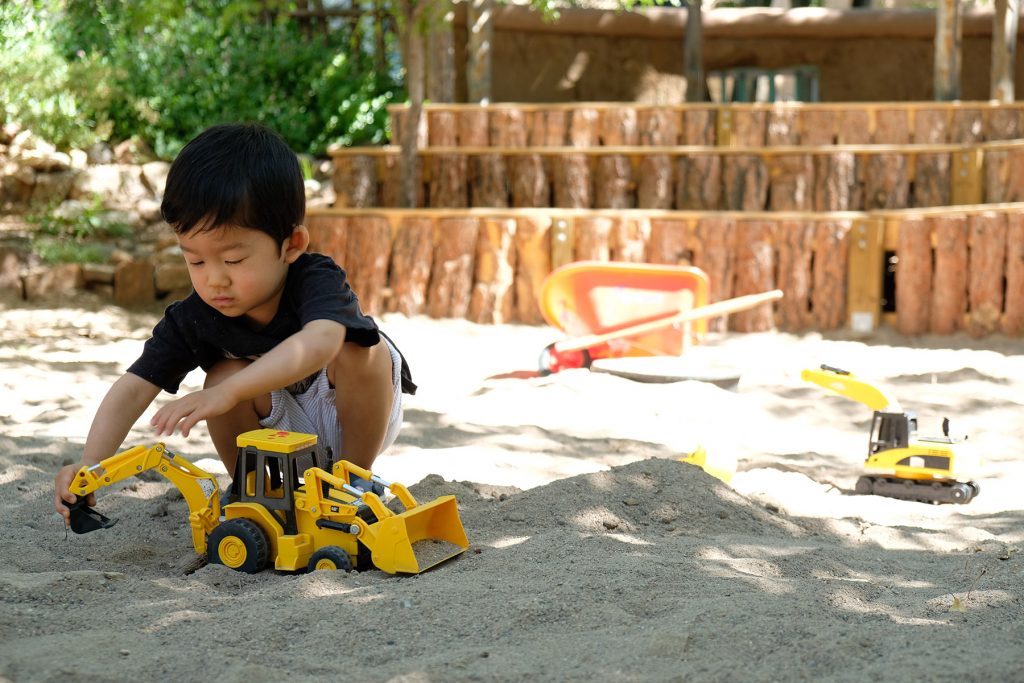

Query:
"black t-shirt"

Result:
[[127, 252, 415, 395]]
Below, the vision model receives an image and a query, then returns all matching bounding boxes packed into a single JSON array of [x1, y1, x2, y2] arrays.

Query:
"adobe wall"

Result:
[[451, 6, 1024, 103]]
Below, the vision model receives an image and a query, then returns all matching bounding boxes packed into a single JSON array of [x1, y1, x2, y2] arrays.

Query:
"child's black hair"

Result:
[[161, 123, 305, 245]]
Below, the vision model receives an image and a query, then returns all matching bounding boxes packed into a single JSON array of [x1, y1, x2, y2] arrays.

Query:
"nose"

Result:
[[206, 264, 231, 288]]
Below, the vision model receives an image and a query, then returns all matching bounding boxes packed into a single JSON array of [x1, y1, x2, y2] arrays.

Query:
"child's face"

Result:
[[178, 224, 306, 327]]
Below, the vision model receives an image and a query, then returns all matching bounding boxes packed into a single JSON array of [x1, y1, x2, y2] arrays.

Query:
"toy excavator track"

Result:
[[855, 476, 980, 505]]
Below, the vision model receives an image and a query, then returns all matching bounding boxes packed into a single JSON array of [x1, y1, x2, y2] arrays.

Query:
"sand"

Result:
[[1, 292, 1023, 682]]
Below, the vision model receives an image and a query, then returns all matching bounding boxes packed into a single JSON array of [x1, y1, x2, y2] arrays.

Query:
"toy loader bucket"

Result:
[[370, 495, 469, 574]]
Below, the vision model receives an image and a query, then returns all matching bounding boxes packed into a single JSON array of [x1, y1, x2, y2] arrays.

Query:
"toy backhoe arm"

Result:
[[67, 443, 222, 554], [800, 365, 902, 412]]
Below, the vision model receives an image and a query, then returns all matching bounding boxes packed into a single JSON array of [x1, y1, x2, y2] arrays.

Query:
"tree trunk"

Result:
[[467, 0, 493, 103], [398, 2, 426, 208], [991, 0, 1019, 102], [427, 1, 456, 103], [684, 0, 706, 103], [935, 0, 962, 101]]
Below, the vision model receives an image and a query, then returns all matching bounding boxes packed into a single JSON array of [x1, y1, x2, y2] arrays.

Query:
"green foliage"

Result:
[[1, 1, 400, 157], [29, 195, 132, 264]]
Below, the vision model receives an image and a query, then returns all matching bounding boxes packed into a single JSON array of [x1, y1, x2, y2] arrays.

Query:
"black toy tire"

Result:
[[208, 519, 269, 574], [854, 476, 873, 495], [967, 480, 981, 499], [308, 546, 353, 572], [949, 483, 971, 504]]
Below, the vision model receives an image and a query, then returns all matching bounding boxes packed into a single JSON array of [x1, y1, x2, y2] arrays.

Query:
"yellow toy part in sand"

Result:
[[678, 445, 736, 485]]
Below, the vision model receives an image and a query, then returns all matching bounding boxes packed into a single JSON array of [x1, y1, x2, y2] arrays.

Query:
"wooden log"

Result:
[[471, 154, 509, 207], [693, 215, 736, 305], [813, 152, 858, 211], [722, 154, 768, 211], [426, 216, 478, 319], [378, 154, 413, 208], [1003, 211, 1024, 335], [638, 108, 680, 146], [511, 154, 549, 207], [552, 155, 592, 208], [913, 153, 951, 207], [873, 108, 911, 144], [894, 215, 932, 336], [611, 216, 649, 263], [681, 109, 716, 145], [595, 155, 633, 209], [774, 219, 815, 331], [536, 109, 567, 146], [986, 106, 1021, 140], [914, 108, 949, 144], [388, 216, 434, 316], [731, 109, 767, 146], [730, 220, 777, 332], [599, 107, 639, 146], [306, 214, 348, 266], [863, 153, 909, 210], [574, 215, 614, 261], [951, 108, 984, 143], [343, 215, 392, 315], [468, 217, 517, 324], [798, 109, 837, 146], [769, 154, 813, 211], [966, 212, 1007, 337], [838, 110, 871, 144], [513, 215, 551, 324], [647, 219, 691, 265], [430, 154, 468, 207], [332, 154, 377, 208], [427, 109, 466, 208], [569, 107, 600, 147], [675, 155, 721, 210], [811, 220, 851, 330], [929, 213, 968, 334], [1004, 148, 1024, 202], [767, 108, 799, 146], [983, 149, 1011, 203], [637, 155, 674, 209]]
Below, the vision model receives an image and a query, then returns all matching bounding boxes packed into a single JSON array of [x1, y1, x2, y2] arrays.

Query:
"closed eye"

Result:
[[225, 259, 245, 265], [188, 261, 204, 267]]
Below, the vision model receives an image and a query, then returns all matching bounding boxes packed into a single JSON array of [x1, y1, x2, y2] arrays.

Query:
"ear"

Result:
[[282, 224, 310, 263]]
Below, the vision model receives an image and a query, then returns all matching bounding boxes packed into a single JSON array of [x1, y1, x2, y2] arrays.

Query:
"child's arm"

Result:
[[53, 373, 162, 523], [150, 319, 346, 438]]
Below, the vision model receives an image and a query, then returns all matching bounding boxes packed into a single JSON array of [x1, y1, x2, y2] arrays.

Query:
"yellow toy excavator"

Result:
[[801, 365, 981, 504], [65, 429, 469, 574]]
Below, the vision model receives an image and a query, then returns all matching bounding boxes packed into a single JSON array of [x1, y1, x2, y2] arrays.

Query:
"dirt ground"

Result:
[[1, 293, 1022, 682]]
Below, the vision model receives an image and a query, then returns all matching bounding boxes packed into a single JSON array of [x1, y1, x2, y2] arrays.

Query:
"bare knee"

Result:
[[328, 341, 392, 387]]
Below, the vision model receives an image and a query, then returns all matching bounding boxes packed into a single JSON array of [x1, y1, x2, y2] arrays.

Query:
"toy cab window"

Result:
[[264, 455, 285, 499]]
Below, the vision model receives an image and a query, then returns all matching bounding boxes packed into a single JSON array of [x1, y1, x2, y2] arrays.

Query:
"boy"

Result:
[[53, 123, 414, 523]]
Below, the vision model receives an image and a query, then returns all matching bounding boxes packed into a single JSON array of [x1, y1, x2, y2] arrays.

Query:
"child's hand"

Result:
[[150, 386, 237, 438], [54, 463, 92, 525]]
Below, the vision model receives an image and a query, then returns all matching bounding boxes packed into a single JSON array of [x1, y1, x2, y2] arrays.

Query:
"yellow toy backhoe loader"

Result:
[[801, 365, 981, 504], [65, 429, 469, 574]]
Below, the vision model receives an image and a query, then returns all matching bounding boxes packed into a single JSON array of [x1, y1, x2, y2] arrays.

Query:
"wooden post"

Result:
[[647, 219, 691, 265], [612, 216, 650, 263], [895, 215, 933, 336], [722, 154, 768, 211], [428, 110, 467, 208], [468, 217, 517, 324], [812, 220, 851, 330], [951, 148, 984, 205], [930, 213, 968, 334], [427, 217, 479, 319], [775, 219, 815, 331], [914, 153, 952, 207], [1003, 210, 1024, 335], [864, 153, 910, 210], [388, 216, 435, 316], [966, 212, 1008, 336], [770, 154, 813, 211], [306, 213, 348, 266], [332, 154, 378, 208], [935, 0, 963, 101], [514, 214, 552, 324], [846, 216, 885, 333], [467, 0, 493, 103], [574, 215, 614, 261], [343, 215, 392, 315], [991, 0, 1019, 102], [730, 220, 776, 332]]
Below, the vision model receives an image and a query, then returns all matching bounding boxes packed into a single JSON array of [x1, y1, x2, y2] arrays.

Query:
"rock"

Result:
[[18, 149, 71, 173], [82, 263, 116, 284], [70, 164, 122, 202], [0, 246, 24, 297], [113, 137, 156, 164], [31, 171, 76, 206], [85, 142, 113, 165], [113, 259, 155, 306], [69, 148, 89, 171], [22, 263, 84, 301], [141, 161, 170, 196], [136, 197, 162, 223], [154, 262, 190, 293]]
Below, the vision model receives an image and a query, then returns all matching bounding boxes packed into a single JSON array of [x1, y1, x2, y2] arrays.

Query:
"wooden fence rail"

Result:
[[385, 101, 1024, 149], [329, 140, 1024, 212], [305, 205, 1024, 338]]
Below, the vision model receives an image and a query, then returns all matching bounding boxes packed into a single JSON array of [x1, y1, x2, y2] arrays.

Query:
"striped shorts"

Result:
[[259, 337, 404, 467]]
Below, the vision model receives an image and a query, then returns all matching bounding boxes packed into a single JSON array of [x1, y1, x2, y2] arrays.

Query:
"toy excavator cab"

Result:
[[231, 430, 316, 533], [869, 411, 916, 454]]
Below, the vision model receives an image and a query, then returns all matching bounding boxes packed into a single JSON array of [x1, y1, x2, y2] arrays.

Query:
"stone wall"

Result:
[[0, 123, 334, 306]]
